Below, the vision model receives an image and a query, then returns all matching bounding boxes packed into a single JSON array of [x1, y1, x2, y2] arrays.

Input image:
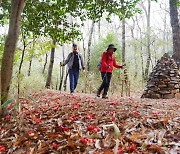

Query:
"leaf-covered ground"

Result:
[[0, 90, 180, 153]]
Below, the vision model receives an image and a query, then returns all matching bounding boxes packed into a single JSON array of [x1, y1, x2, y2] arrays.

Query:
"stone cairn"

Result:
[[142, 53, 180, 99]]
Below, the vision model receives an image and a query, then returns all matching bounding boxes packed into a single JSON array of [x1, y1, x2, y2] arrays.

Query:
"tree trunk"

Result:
[[59, 46, 65, 91], [28, 59, 33, 76], [87, 20, 95, 71], [130, 19, 138, 78], [45, 40, 56, 88], [18, 36, 26, 97], [28, 40, 35, 76], [122, 19, 126, 63], [42, 53, 48, 74], [136, 15, 145, 84], [98, 20, 101, 41], [19, 37, 26, 75], [169, 0, 180, 67], [144, 0, 151, 80], [1, 0, 26, 104]]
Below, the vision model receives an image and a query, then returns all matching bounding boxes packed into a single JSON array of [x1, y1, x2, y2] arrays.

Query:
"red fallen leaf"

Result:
[[86, 99, 91, 103], [53, 143, 59, 149], [59, 125, 64, 130], [35, 117, 41, 124], [54, 105, 59, 110], [87, 139, 95, 146], [118, 147, 123, 154], [23, 113, 29, 118], [133, 111, 139, 115], [87, 125, 95, 131], [134, 104, 139, 108], [0, 145, 6, 152], [111, 102, 118, 106], [128, 143, 136, 152], [5, 115, 11, 120], [69, 116, 77, 121], [111, 117, 115, 121], [152, 111, 160, 115], [59, 125, 69, 131], [72, 103, 80, 109], [81, 138, 88, 144], [110, 111, 115, 115], [76, 97, 81, 101], [113, 147, 123, 154], [28, 130, 35, 136], [92, 127, 100, 133], [55, 99, 60, 104], [86, 113, 94, 120], [64, 127, 69, 131]]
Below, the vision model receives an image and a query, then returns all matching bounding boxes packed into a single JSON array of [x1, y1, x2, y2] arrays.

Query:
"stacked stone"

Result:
[[142, 53, 180, 99]]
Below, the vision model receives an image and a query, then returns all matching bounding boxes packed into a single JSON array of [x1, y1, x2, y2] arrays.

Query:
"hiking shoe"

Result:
[[102, 95, 108, 99], [97, 94, 100, 97]]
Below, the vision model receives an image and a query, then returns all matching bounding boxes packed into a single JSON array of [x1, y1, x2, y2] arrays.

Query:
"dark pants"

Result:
[[98, 72, 112, 96], [69, 68, 79, 93]]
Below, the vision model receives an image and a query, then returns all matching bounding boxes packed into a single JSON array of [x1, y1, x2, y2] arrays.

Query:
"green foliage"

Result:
[[0, 0, 11, 26]]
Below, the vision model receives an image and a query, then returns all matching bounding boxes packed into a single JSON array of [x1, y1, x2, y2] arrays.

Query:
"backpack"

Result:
[[97, 52, 108, 71]]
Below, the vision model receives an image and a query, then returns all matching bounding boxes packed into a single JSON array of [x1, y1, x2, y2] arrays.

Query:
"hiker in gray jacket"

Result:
[[62, 43, 85, 93]]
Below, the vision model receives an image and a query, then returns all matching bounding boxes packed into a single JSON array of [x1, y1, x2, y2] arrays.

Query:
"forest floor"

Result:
[[0, 90, 180, 153]]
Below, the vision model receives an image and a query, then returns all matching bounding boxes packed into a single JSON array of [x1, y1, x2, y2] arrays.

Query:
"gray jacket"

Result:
[[63, 52, 85, 70]]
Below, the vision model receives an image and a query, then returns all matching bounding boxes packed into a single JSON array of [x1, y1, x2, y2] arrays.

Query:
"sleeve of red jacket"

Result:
[[113, 56, 122, 68], [101, 52, 108, 68]]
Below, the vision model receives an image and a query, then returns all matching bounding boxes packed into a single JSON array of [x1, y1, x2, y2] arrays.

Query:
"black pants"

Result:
[[98, 72, 112, 96]]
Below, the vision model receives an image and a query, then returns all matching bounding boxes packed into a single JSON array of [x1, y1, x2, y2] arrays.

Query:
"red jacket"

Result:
[[100, 51, 122, 73]]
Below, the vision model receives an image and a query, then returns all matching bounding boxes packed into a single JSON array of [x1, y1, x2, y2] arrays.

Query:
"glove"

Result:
[[121, 64, 126, 69], [60, 62, 64, 67]]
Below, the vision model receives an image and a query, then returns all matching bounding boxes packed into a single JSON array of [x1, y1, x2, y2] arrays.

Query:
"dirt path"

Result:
[[0, 90, 180, 153]]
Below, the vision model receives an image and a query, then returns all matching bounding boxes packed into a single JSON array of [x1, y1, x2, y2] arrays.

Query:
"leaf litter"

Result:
[[0, 90, 180, 153]]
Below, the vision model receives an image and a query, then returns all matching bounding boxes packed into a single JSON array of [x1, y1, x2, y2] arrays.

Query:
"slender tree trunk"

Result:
[[87, 20, 95, 71], [42, 53, 48, 74], [163, 3, 167, 53], [144, 0, 151, 80], [18, 36, 26, 97], [98, 20, 101, 41], [122, 19, 126, 63], [19, 37, 26, 75], [28, 40, 35, 76], [28, 59, 33, 76], [45, 40, 56, 88], [130, 19, 137, 78], [136, 15, 145, 84], [59, 46, 65, 91], [82, 38, 86, 64], [1, 0, 26, 105], [169, 0, 180, 67]]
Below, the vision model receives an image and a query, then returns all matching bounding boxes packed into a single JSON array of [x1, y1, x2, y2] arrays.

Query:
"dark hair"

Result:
[[107, 44, 117, 52]]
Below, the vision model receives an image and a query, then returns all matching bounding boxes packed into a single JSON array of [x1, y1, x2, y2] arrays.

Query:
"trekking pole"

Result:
[[63, 68, 69, 91], [59, 62, 64, 91]]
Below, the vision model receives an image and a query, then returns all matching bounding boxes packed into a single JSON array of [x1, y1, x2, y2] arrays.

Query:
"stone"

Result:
[[162, 94, 175, 99], [175, 93, 180, 99], [171, 89, 179, 94], [150, 94, 161, 99]]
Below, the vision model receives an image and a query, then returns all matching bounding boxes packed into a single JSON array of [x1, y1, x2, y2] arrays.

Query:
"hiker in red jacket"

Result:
[[97, 44, 124, 99]]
